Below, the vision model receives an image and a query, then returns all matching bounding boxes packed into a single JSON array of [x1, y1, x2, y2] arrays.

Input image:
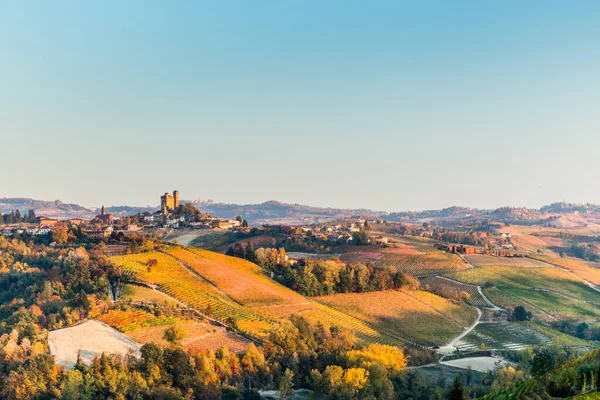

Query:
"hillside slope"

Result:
[[112, 245, 453, 348]]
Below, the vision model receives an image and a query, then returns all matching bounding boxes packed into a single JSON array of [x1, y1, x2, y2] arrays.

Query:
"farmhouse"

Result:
[[37, 216, 58, 226], [436, 243, 476, 255], [375, 236, 389, 245]]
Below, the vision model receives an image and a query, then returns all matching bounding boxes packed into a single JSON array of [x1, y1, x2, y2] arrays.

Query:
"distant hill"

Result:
[[2, 196, 600, 226], [188, 200, 379, 225], [0, 198, 156, 219]]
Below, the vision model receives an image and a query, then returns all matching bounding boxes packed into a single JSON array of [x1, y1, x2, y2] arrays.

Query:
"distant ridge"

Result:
[[1, 197, 599, 225], [0, 198, 156, 220]]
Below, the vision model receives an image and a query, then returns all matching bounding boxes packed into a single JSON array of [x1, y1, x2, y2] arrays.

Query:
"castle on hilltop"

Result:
[[161, 190, 180, 214]]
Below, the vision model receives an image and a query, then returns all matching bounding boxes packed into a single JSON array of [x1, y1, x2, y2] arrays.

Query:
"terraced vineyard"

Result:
[[164, 246, 305, 306], [113, 248, 414, 347], [375, 251, 468, 276], [98, 308, 183, 332], [419, 276, 492, 308], [455, 322, 551, 352], [315, 290, 477, 346], [112, 252, 272, 338]]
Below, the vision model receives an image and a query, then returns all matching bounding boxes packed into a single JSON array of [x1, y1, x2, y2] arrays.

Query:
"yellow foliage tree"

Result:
[[342, 343, 407, 372]]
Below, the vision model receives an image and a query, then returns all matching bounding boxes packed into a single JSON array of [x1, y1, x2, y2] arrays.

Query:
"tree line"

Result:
[[1, 209, 37, 224]]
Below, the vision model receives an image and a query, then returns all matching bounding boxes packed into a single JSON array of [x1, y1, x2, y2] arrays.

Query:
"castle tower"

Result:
[[173, 190, 180, 209], [101, 205, 105, 215]]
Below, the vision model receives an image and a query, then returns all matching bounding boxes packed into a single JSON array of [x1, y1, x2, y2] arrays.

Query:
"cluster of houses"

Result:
[[1, 195, 247, 240], [0, 215, 80, 237], [264, 218, 390, 246]]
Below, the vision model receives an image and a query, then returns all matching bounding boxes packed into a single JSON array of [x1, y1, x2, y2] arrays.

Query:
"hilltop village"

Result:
[[0, 190, 520, 260], [0, 190, 245, 241]]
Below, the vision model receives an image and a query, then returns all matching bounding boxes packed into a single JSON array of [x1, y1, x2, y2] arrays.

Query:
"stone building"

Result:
[[161, 190, 180, 214], [95, 206, 114, 225]]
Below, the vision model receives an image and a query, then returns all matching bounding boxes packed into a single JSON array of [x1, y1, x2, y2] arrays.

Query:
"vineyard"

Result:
[[127, 322, 252, 354], [315, 290, 476, 346], [112, 248, 418, 345], [528, 254, 600, 285], [164, 246, 305, 307], [419, 276, 493, 308], [455, 322, 551, 352], [120, 284, 179, 306], [464, 255, 548, 268], [98, 308, 184, 332], [111, 252, 273, 338], [375, 251, 468, 276], [450, 265, 600, 321]]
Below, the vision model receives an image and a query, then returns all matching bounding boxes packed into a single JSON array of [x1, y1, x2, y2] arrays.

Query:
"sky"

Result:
[[1, 1, 599, 211]]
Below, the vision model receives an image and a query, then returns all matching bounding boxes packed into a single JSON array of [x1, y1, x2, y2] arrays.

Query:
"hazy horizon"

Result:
[[2, 1, 599, 211], [0, 193, 586, 214]]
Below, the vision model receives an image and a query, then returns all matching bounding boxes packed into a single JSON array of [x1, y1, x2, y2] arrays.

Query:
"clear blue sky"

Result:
[[1, 1, 599, 211]]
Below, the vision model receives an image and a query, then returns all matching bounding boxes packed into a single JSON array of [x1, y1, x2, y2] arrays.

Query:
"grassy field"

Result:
[[375, 251, 468, 276], [315, 290, 477, 346]]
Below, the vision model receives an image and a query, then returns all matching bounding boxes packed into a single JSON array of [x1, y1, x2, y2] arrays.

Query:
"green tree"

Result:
[[352, 231, 370, 245], [234, 243, 245, 258], [447, 376, 465, 400], [245, 241, 256, 263], [513, 306, 532, 321], [531, 349, 556, 383]]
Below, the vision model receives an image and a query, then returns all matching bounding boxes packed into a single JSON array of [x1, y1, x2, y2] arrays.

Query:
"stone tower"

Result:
[[173, 190, 179, 209]]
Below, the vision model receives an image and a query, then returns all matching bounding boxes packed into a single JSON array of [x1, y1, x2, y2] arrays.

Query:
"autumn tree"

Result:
[[163, 325, 187, 346], [52, 224, 69, 245]]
